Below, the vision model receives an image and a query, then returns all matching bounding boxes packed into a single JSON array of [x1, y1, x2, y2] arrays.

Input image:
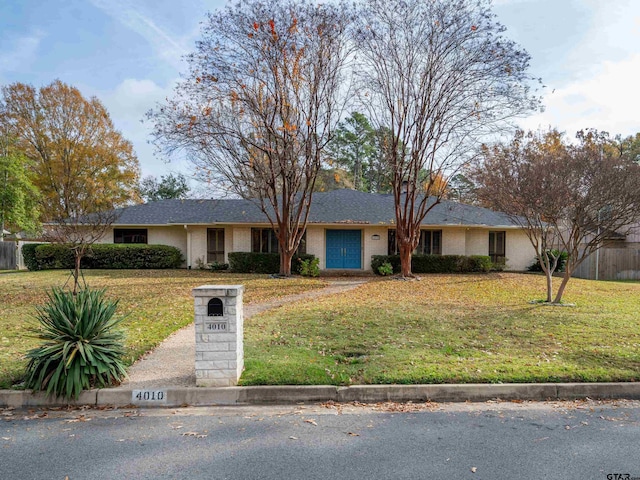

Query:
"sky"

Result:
[[1, 0, 639, 184]]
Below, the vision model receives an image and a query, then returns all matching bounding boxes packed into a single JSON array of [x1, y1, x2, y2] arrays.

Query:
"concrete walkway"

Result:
[[116, 279, 370, 389]]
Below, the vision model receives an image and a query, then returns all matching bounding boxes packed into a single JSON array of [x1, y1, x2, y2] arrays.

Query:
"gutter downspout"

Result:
[[185, 225, 191, 269]]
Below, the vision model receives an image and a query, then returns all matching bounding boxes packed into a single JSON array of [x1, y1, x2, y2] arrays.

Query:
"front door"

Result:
[[326, 230, 362, 269]]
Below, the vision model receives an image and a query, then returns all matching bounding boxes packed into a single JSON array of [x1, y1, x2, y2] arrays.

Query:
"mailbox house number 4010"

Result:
[[207, 322, 227, 331]]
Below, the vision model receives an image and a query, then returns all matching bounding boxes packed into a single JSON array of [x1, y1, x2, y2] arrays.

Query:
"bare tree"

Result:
[[473, 129, 640, 303], [471, 129, 572, 302], [353, 0, 540, 277], [45, 210, 119, 295], [150, 0, 352, 276]]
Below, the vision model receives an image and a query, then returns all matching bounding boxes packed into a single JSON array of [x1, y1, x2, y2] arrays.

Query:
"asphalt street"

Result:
[[2, 400, 639, 480]]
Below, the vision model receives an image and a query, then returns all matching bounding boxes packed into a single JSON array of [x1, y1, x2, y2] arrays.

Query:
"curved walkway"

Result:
[[117, 279, 370, 389]]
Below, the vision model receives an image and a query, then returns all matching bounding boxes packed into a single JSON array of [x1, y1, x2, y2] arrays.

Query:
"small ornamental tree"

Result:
[[150, 0, 353, 276], [472, 129, 573, 302], [472, 129, 640, 303], [353, 0, 540, 277]]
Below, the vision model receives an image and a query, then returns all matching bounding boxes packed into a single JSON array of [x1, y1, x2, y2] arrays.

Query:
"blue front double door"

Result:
[[326, 230, 362, 269]]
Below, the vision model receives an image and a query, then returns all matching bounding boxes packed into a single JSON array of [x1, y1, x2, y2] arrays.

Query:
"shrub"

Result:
[[411, 254, 461, 273], [371, 255, 401, 274], [86, 244, 183, 269], [35, 244, 75, 270], [298, 257, 320, 277], [371, 254, 495, 275], [377, 262, 394, 276], [21, 243, 45, 271], [528, 250, 568, 273], [24, 288, 127, 399], [24, 244, 183, 270], [461, 255, 493, 273], [207, 261, 229, 272], [228, 252, 315, 274]]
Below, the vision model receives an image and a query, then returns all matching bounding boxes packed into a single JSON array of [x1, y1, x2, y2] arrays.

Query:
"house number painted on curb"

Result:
[[132, 390, 167, 403], [206, 321, 227, 332]]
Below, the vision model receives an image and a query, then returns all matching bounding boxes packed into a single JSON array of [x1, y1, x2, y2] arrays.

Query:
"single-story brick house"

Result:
[[98, 189, 536, 272]]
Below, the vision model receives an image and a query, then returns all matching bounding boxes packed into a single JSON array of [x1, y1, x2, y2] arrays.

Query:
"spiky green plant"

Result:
[[24, 287, 127, 399]]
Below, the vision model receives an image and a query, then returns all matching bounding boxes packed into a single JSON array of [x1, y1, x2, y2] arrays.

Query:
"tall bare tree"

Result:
[[354, 0, 540, 277], [472, 129, 640, 303], [150, 0, 353, 276]]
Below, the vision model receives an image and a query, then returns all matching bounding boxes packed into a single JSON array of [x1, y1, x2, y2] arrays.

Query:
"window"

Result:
[[388, 229, 442, 255], [251, 228, 306, 254], [207, 228, 225, 263], [416, 230, 442, 255], [114, 228, 147, 244], [252, 228, 279, 253], [387, 229, 397, 255], [489, 231, 506, 264]]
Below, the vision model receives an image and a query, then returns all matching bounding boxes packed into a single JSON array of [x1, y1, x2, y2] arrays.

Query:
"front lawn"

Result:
[[0, 269, 326, 389], [241, 273, 640, 385]]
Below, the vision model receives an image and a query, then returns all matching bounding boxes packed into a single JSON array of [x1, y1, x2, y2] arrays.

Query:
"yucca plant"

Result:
[[25, 287, 127, 399]]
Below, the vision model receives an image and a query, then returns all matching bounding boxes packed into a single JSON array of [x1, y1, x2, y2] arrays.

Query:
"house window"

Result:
[[416, 230, 442, 255], [207, 228, 225, 263], [489, 231, 506, 264], [388, 229, 442, 255], [388, 230, 397, 255], [252, 228, 279, 253], [114, 228, 147, 244], [251, 228, 306, 254]]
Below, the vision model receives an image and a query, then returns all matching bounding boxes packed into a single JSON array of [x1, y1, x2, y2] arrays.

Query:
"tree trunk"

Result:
[[399, 244, 413, 277], [1, 170, 6, 241], [73, 252, 82, 295], [280, 249, 293, 277], [544, 269, 553, 303], [553, 271, 571, 304]]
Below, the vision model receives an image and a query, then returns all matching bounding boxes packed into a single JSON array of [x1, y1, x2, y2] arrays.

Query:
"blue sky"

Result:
[[1, 0, 639, 182]]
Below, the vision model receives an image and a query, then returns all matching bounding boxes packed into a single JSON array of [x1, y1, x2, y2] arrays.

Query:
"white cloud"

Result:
[[89, 0, 188, 70], [520, 54, 640, 137], [101, 78, 193, 178], [109, 78, 170, 118], [0, 31, 44, 75]]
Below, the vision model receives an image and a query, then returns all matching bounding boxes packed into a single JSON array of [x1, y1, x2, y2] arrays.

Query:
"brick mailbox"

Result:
[[192, 285, 244, 387]]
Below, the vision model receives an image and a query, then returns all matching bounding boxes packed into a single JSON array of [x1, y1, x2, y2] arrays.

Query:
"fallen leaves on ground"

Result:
[[64, 415, 91, 423], [181, 431, 207, 439]]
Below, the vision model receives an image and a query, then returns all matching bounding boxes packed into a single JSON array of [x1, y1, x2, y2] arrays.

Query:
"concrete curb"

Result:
[[2, 383, 640, 409]]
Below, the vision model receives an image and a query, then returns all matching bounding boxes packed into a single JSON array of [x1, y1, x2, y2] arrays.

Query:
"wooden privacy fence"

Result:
[[0, 241, 17, 270], [572, 248, 640, 280]]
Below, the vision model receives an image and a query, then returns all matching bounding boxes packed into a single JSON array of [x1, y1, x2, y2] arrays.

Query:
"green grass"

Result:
[[4, 270, 639, 389], [240, 273, 640, 385], [0, 269, 326, 389]]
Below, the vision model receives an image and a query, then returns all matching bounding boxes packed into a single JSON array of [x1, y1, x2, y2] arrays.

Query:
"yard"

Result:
[[240, 273, 640, 385], [0, 270, 326, 389], [1, 270, 639, 389]]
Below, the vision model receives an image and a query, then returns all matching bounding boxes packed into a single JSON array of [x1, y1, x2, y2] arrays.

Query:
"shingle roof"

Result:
[[112, 189, 519, 228]]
